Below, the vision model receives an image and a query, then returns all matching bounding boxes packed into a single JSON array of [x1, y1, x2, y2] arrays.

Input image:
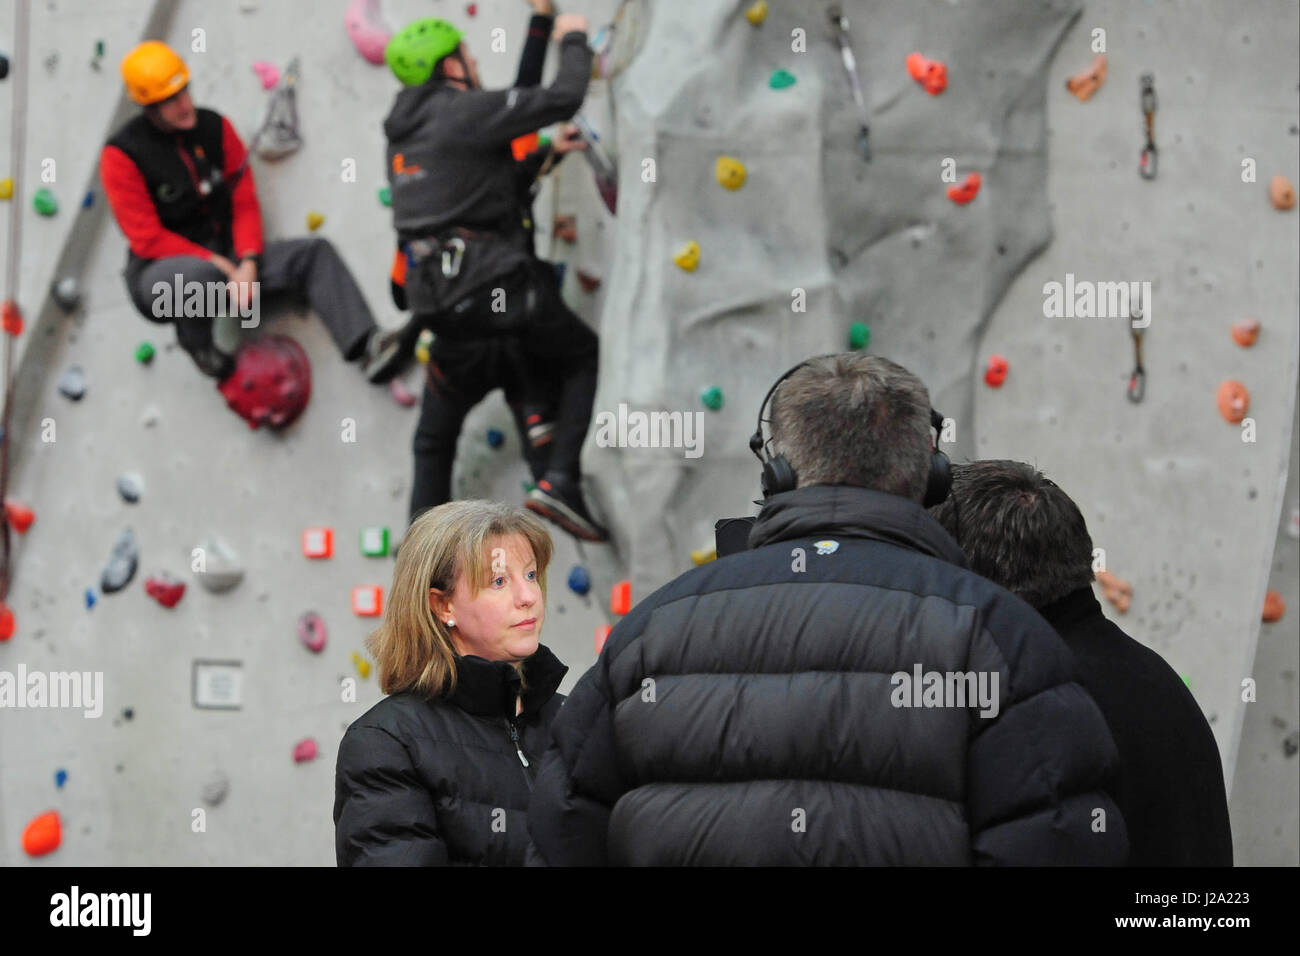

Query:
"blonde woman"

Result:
[[334, 500, 568, 866]]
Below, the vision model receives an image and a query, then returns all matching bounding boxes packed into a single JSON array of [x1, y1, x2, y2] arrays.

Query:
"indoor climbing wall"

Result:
[[0, 0, 1295, 867]]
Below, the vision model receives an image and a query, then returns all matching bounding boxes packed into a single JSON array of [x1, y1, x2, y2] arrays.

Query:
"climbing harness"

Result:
[[1127, 288, 1146, 403], [1139, 72, 1157, 180], [827, 3, 871, 161]]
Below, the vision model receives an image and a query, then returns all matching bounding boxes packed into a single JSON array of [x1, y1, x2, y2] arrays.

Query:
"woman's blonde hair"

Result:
[[368, 500, 554, 696]]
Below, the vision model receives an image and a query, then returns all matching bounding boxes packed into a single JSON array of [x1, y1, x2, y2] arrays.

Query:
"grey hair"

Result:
[[769, 353, 933, 502]]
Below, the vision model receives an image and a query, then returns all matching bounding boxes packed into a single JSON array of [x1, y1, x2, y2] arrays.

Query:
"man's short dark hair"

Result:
[[769, 353, 933, 502], [928, 460, 1096, 609]]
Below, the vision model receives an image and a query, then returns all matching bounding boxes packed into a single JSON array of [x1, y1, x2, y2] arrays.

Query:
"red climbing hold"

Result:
[[467, 3, 478, 16], [576, 269, 602, 293], [595, 624, 612, 655], [1231, 318, 1260, 348], [611, 580, 631, 616], [1, 299, 22, 336], [293, 738, 318, 763], [1216, 380, 1250, 424], [216, 335, 312, 430], [984, 354, 1008, 387], [4, 499, 34, 533], [145, 574, 186, 608], [0, 602, 14, 641], [22, 810, 61, 856], [947, 172, 981, 205], [906, 52, 948, 95]]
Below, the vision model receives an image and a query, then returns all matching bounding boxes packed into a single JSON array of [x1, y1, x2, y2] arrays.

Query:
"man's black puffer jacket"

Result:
[[527, 485, 1129, 865], [334, 644, 567, 866]]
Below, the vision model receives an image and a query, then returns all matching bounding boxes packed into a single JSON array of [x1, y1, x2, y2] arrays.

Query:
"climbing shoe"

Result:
[[525, 474, 609, 543], [361, 326, 408, 383]]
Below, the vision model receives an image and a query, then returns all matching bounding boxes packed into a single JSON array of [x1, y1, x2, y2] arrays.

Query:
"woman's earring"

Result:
[[445, 619, 455, 628]]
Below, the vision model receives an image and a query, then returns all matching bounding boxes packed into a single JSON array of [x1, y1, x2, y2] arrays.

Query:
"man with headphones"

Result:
[[528, 352, 1128, 866]]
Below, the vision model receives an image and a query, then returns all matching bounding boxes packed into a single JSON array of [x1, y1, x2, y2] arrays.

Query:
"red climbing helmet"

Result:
[[216, 335, 313, 429]]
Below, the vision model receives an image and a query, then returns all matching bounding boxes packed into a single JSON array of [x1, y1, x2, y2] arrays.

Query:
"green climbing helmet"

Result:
[[385, 18, 464, 86]]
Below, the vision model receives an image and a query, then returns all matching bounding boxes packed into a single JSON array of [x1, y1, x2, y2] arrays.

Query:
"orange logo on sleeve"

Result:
[[392, 152, 422, 175]]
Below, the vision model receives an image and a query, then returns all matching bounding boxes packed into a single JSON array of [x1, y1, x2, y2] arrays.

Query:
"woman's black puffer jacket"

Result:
[[334, 644, 567, 866]]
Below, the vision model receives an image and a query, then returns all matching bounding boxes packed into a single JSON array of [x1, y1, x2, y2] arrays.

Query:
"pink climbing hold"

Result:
[[389, 376, 418, 407], [467, 3, 479, 17], [251, 61, 279, 90], [293, 738, 318, 763], [984, 354, 1009, 387], [298, 611, 327, 653], [906, 52, 948, 95], [948, 172, 981, 205], [144, 574, 186, 609], [344, 0, 392, 66], [216, 335, 312, 430]]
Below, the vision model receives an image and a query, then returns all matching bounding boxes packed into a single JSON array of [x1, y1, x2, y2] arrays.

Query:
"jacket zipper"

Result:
[[507, 717, 530, 767]]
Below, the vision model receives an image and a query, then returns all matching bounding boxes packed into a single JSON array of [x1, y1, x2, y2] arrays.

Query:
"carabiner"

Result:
[[1127, 326, 1146, 403], [441, 237, 466, 279], [1139, 144, 1158, 180]]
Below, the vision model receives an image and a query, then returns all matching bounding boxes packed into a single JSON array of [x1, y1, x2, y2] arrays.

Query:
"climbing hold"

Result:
[[1262, 590, 1286, 623], [360, 526, 390, 556], [744, 0, 768, 25], [1231, 318, 1260, 348], [378, 184, 391, 207], [117, 473, 144, 503], [200, 772, 230, 806], [134, 341, 156, 364], [1095, 570, 1132, 614], [481, 427, 503, 450], [575, 269, 602, 293], [553, 215, 577, 243], [1065, 53, 1108, 102], [947, 172, 981, 205], [100, 528, 139, 594], [467, 3, 478, 16], [594, 624, 612, 655], [145, 573, 186, 609], [848, 321, 871, 350], [984, 354, 1008, 388], [522, 480, 537, 494], [769, 68, 796, 90], [0, 602, 13, 641], [51, 276, 81, 311], [216, 335, 312, 430], [33, 187, 58, 216], [0, 53, 7, 81], [292, 739, 318, 763], [22, 811, 61, 857], [0, 177, 12, 199], [122, 707, 135, 721], [415, 329, 434, 365], [351, 651, 372, 679], [55, 769, 68, 789], [306, 211, 325, 231], [57, 365, 87, 400], [701, 386, 724, 411], [715, 156, 747, 190], [5, 500, 35, 533], [691, 548, 717, 565], [352, 586, 383, 616], [1288, 505, 1299, 540], [389, 376, 417, 407], [344, 0, 392, 65], [193, 533, 244, 593], [302, 527, 334, 558], [1271, 174, 1296, 211], [251, 60, 279, 90], [297, 611, 327, 652], [567, 565, 591, 596], [673, 240, 700, 272], [1216, 380, 1250, 424], [906, 52, 948, 96], [1, 300, 21, 336], [611, 580, 631, 616], [84, 589, 97, 610], [81, 190, 94, 208]]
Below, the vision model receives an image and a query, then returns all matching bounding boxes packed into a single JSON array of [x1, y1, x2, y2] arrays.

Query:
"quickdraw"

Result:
[[1127, 287, 1146, 403], [1139, 72, 1157, 180], [828, 4, 872, 162]]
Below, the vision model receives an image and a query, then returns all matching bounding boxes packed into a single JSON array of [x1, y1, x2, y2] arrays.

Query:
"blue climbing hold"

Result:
[[84, 588, 97, 610], [486, 428, 504, 449], [567, 565, 591, 596], [81, 190, 94, 209], [55, 769, 68, 789]]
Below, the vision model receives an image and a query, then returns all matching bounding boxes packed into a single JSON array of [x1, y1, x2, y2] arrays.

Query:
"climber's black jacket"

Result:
[[334, 644, 567, 866], [527, 484, 1129, 866]]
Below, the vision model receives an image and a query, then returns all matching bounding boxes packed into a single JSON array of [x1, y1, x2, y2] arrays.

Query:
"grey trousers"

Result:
[[124, 236, 376, 377]]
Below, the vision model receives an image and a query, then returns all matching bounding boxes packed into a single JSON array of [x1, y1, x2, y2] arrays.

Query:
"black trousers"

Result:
[[409, 263, 598, 521]]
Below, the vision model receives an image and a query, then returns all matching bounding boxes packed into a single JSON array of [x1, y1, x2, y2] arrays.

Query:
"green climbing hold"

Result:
[[849, 322, 870, 350], [1180, 674, 1191, 689], [134, 341, 155, 365], [378, 185, 391, 207], [95, 40, 105, 58], [33, 188, 58, 216], [769, 69, 796, 90], [522, 480, 537, 494], [701, 386, 724, 411]]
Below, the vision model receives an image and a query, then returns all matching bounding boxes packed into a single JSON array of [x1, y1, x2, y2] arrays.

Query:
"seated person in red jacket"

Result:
[[101, 41, 409, 383]]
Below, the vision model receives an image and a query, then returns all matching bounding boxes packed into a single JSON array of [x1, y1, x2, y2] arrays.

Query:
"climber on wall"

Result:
[[100, 40, 411, 385], [384, 8, 608, 542]]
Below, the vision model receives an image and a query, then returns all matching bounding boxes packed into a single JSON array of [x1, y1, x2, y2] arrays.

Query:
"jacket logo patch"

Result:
[[392, 152, 423, 176], [814, 539, 839, 555]]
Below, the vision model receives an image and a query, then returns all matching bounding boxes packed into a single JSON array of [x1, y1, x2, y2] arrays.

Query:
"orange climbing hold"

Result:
[[1216, 380, 1250, 424], [611, 580, 631, 616], [984, 354, 1008, 387], [1065, 53, 1108, 101], [906, 52, 948, 95], [595, 624, 612, 654], [1231, 318, 1260, 348], [22, 810, 62, 857], [302, 527, 333, 558], [1262, 590, 1286, 622], [947, 172, 981, 205], [5, 500, 35, 533], [1270, 174, 1296, 211], [1095, 570, 1132, 614]]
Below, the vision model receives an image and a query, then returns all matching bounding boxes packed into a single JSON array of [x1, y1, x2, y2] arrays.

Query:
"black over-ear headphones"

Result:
[[748, 357, 953, 506]]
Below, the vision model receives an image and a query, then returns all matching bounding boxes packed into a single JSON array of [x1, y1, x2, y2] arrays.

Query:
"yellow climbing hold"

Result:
[[745, 1, 768, 26], [351, 651, 371, 679], [674, 240, 701, 272], [0, 177, 12, 201], [716, 156, 747, 190], [306, 211, 325, 231], [415, 329, 434, 364], [691, 548, 717, 566]]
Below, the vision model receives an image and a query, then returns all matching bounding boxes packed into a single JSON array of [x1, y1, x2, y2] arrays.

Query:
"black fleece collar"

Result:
[[748, 484, 968, 568], [445, 643, 567, 721], [1036, 587, 1105, 633]]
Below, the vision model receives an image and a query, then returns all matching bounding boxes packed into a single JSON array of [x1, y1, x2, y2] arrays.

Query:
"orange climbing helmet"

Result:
[[121, 41, 190, 105]]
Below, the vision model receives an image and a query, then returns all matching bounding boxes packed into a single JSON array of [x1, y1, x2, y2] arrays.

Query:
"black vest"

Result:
[[107, 107, 234, 258]]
